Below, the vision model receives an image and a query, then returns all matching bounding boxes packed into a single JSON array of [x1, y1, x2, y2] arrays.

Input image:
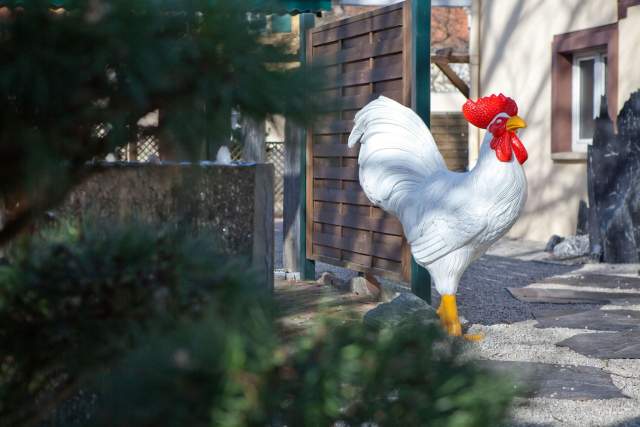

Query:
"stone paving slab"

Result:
[[480, 360, 627, 400], [558, 331, 640, 359], [531, 306, 593, 320], [537, 274, 640, 290], [535, 309, 640, 332], [508, 287, 640, 305]]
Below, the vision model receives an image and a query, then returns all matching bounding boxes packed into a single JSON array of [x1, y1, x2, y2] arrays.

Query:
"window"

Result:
[[571, 52, 608, 151], [551, 24, 617, 158]]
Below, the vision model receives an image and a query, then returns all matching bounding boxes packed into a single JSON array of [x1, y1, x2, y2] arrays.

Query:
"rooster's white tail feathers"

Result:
[[347, 96, 446, 217]]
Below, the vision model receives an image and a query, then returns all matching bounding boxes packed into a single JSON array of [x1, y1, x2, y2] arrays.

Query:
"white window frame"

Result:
[[571, 51, 607, 152]]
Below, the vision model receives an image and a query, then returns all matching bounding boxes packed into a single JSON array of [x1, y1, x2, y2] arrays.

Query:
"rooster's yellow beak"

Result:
[[506, 115, 527, 131]]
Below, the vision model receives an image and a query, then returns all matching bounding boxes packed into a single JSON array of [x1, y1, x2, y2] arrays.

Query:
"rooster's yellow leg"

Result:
[[438, 295, 483, 341], [436, 300, 444, 317]]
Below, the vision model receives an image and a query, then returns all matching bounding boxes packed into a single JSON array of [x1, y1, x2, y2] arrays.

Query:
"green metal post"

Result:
[[410, 0, 433, 304], [299, 13, 316, 280]]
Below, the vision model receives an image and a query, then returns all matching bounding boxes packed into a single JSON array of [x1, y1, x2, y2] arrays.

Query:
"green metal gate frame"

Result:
[[298, 1, 433, 303]]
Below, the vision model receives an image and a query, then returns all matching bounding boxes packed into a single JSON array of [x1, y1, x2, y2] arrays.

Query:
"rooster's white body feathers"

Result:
[[348, 96, 527, 295]]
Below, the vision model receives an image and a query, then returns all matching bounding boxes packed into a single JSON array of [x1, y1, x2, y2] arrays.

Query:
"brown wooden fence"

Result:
[[305, 2, 413, 281], [431, 112, 468, 172]]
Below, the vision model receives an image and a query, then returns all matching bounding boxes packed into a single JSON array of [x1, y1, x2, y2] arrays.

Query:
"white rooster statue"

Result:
[[348, 94, 527, 340]]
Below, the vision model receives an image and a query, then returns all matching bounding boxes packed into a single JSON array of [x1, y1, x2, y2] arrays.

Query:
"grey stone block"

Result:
[[480, 360, 626, 400], [558, 331, 640, 359], [507, 287, 640, 305], [537, 274, 640, 290], [535, 309, 640, 332], [55, 163, 274, 291]]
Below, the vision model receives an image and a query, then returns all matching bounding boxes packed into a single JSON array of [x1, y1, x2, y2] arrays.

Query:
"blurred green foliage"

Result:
[[0, 223, 514, 427], [86, 306, 515, 427], [0, 222, 261, 426], [0, 0, 321, 243]]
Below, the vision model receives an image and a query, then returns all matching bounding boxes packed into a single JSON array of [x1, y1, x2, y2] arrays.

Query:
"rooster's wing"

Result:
[[407, 200, 487, 265]]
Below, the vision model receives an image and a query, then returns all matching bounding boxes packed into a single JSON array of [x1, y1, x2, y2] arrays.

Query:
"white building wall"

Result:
[[476, 0, 617, 242], [618, 4, 640, 112]]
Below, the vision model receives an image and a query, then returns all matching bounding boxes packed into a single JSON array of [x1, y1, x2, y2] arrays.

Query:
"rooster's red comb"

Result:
[[462, 94, 518, 129]]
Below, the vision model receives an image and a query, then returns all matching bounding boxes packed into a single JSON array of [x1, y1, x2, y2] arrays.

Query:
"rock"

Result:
[[363, 292, 438, 330], [588, 91, 640, 263], [545, 234, 564, 253], [316, 271, 348, 289], [349, 275, 381, 299], [552, 235, 589, 259]]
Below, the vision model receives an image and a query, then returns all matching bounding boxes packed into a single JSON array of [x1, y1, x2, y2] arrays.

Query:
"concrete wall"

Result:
[[618, 5, 640, 113], [56, 163, 275, 291], [475, 0, 618, 241]]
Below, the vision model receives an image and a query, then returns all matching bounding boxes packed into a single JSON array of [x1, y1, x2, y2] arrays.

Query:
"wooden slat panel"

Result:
[[311, 255, 404, 280], [373, 257, 402, 273], [313, 120, 354, 135], [312, 8, 402, 45], [311, 2, 403, 33], [313, 244, 341, 259], [313, 232, 403, 261], [313, 144, 358, 157], [313, 209, 403, 235], [314, 166, 358, 180], [319, 90, 403, 112], [314, 188, 370, 205], [314, 156, 341, 167], [306, 1, 411, 281], [313, 36, 403, 66], [342, 58, 371, 74], [342, 33, 370, 50], [322, 62, 403, 89], [313, 180, 342, 190], [342, 250, 372, 267]]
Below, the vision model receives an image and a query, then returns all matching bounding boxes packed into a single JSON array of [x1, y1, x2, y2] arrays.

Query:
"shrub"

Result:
[[0, 222, 262, 426], [89, 317, 514, 427], [0, 222, 514, 427]]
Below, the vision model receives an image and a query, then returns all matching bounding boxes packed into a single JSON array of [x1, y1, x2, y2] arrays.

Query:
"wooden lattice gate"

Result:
[[305, 1, 430, 286]]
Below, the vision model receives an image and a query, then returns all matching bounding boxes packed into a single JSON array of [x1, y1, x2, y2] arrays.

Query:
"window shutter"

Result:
[[551, 48, 573, 154]]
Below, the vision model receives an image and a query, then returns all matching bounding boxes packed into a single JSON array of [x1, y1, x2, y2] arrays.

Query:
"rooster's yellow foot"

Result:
[[437, 295, 483, 341], [441, 318, 463, 336]]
